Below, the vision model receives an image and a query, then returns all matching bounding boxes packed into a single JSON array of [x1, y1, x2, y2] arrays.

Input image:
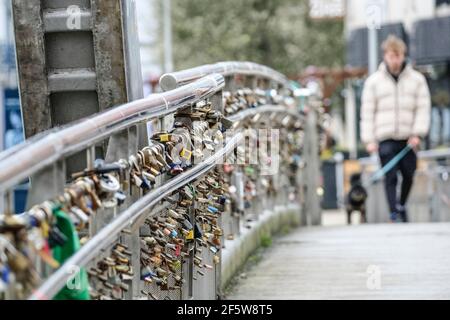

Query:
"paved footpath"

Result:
[[227, 222, 450, 300]]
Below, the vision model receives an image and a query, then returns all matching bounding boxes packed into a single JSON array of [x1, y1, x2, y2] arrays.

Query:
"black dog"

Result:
[[346, 173, 368, 224]]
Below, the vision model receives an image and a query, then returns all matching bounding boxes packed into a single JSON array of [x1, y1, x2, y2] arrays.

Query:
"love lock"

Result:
[[98, 174, 122, 208], [99, 174, 121, 193]]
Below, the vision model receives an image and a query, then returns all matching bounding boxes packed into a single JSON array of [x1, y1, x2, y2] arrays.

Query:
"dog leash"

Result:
[[366, 144, 413, 186]]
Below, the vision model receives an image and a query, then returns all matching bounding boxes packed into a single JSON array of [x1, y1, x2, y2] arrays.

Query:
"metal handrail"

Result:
[[29, 132, 244, 300], [0, 74, 224, 192], [27, 103, 308, 300], [227, 105, 305, 123], [159, 61, 290, 91]]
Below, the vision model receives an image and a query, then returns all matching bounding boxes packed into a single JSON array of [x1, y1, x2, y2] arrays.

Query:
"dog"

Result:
[[345, 173, 368, 224]]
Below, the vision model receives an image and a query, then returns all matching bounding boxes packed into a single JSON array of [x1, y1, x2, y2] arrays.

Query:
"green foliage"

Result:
[[170, 0, 344, 75], [260, 234, 272, 248], [280, 224, 292, 235]]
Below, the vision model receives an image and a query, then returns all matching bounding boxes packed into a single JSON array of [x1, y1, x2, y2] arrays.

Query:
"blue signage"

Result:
[[3, 88, 24, 149], [3, 87, 27, 213]]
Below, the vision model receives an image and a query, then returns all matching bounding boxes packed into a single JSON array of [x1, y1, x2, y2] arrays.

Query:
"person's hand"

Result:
[[366, 142, 378, 154], [408, 136, 421, 150]]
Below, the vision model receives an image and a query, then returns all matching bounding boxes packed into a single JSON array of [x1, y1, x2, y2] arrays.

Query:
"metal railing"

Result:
[[359, 148, 450, 223], [0, 61, 322, 300], [159, 61, 290, 91], [0, 74, 224, 193]]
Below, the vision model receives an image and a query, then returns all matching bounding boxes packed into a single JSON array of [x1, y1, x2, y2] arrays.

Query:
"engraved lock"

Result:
[[193, 257, 202, 267], [5, 249, 30, 273], [117, 256, 129, 265], [144, 236, 157, 246], [185, 229, 194, 241], [169, 260, 181, 273], [212, 237, 221, 247], [179, 148, 192, 161], [87, 268, 98, 277], [156, 145, 173, 169], [183, 186, 194, 200], [163, 221, 176, 230], [196, 183, 208, 193], [207, 205, 219, 214], [173, 275, 184, 285], [156, 216, 166, 223], [197, 270, 205, 277], [137, 149, 147, 165], [179, 199, 192, 207], [47, 224, 68, 249], [84, 178, 103, 210], [132, 173, 143, 188], [129, 155, 141, 173], [145, 165, 160, 178], [114, 191, 127, 206], [141, 147, 156, 171], [115, 264, 130, 274], [147, 221, 159, 231], [69, 185, 92, 216], [70, 206, 89, 227], [181, 218, 193, 231], [155, 229, 165, 238], [166, 217, 177, 226], [197, 196, 208, 204], [194, 224, 204, 240], [98, 173, 121, 194], [152, 131, 171, 143], [141, 266, 156, 280], [168, 209, 180, 220], [142, 171, 156, 184], [150, 146, 167, 170], [107, 265, 122, 286], [97, 273, 108, 282], [119, 282, 129, 292], [209, 246, 218, 254], [213, 227, 223, 237], [156, 267, 168, 277], [163, 228, 171, 237], [152, 245, 163, 255]]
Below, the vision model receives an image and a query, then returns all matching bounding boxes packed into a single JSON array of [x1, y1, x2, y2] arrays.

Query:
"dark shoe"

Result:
[[396, 205, 408, 223], [390, 212, 398, 223]]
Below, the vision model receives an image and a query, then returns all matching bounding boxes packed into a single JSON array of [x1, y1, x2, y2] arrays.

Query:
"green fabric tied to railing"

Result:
[[52, 208, 90, 300]]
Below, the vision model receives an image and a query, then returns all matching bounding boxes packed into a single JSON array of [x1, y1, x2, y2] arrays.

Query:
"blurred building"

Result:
[[345, 0, 450, 150], [0, 0, 21, 152], [0, 0, 26, 212], [136, 0, 163, 95]]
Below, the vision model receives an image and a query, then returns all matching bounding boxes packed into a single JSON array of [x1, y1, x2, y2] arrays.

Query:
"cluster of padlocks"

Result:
[[0, 73, 326, 300]]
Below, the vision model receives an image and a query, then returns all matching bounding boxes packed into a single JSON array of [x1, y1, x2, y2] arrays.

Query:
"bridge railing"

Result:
[[0, 61, 323, 300], [359, 149, 450, 223]]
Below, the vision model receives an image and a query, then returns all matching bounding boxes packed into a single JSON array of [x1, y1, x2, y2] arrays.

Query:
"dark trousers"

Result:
[[378, 140, 417, 214]]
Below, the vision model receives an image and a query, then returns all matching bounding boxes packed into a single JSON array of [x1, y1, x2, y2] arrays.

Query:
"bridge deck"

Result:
[[227, 222, 450, 300]]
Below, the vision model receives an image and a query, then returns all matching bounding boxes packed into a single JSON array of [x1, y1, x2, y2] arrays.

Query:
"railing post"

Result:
[[304, 107, 322, 226]]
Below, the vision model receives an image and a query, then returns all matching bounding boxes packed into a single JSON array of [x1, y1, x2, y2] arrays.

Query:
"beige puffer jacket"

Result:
[[360, 63, 431, 144]]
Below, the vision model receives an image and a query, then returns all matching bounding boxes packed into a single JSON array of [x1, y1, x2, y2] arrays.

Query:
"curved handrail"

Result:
[[29, 132, 244, 300], [227, 105, 305, 123], [0, 74, 224, 192], [159, 61, 290, 91], [28, 103, 307, 300]]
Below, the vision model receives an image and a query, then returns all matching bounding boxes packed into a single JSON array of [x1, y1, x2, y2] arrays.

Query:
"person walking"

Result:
[[360, 35, 431, 223]]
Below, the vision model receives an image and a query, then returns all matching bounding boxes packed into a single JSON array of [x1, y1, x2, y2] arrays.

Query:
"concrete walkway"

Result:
[[227, 222, 450, 300]]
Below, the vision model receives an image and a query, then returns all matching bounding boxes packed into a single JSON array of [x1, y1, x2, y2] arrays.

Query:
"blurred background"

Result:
[[1, 0, 450, 212]]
